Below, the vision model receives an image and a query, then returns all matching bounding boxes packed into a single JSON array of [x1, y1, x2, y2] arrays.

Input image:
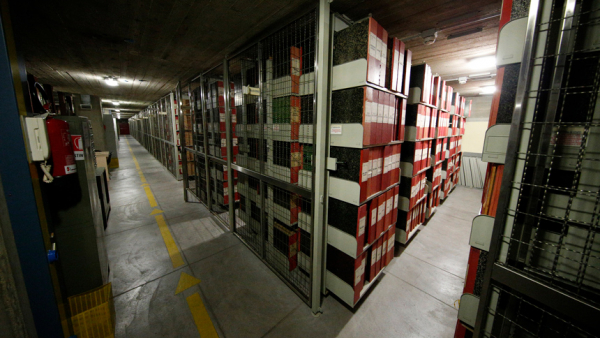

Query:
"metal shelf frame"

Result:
[[174, 1, 330, 314], [473, 0, 600, 336]]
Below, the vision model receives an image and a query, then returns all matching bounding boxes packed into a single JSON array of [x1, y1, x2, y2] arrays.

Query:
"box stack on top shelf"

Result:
[[326, 17, 411, 307], [128, 93, 181, 180]]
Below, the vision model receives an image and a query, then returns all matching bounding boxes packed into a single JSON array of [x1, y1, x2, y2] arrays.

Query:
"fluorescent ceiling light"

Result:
[[469, 56, 496, 70], [117, 113, 121, 119], [118, 78, 130, 83], [112, 101, 120, 106], [104, 77, 119, 86], [479, 86, 496, 95], [114, 109, 120, 112]]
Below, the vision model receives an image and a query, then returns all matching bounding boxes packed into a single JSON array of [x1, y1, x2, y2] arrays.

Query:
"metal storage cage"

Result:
[[129, 93, 181, 180], [177, 5, 329, 311], [473, 0, 600, 336]]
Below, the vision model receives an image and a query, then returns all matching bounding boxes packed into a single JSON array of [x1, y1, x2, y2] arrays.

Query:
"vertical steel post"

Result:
[[311, 0, 331, 314], [224, 59, 236, 230], [200, 77, 213, 210], [177, 81, 189, 202]]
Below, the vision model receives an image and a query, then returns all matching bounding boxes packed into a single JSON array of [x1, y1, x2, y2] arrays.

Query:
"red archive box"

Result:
[[290, 46, 302, 94], [440, 80, 447, 109], [327, 245, 367, 303], [400, 141, 425, 176], [375, 237, 383, 275], [386, 93, 395, 143], [402, 50, 412, 96], [397, 98, 407, 142], [382, 146, 392, 190], [410, 64, 433, 104], [445, 86, 453, 111], [384, 189, 394, 230], [386, 37, 400, 92], [376, 92, 385, 144], [430, 109, 438, 139], [405, 104, 429, 141], [222, 180, 239, 205], [366, 240, 379, 282], [386, 224, 396, 265], [381, 232, 389, 268], [431, 76, 442, 107], [331, 86, 379, 146], [376, 194, 386, 238], [369, 147, 383, 196], [328, 199, 368, 257], [391, 186, 400, 225], [368, 197, 378, 244], [377, 24, 388, 88]]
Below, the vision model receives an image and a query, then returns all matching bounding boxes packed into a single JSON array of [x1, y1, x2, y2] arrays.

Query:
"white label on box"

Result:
[[355, 259, 365, 286], [330, 125, 342, 135], [394, 193, 399, 208], [388, 235, 395, 251], [273, 125, 280, 132], [376, 38, 383, 62], [386, 197, 393, 213], [376, 243, 382, 261], [358, 216, 366, 236], [362, 162, 371, 182], [377, 104, 384, 123], [291, 58, 301, 76], [64, 164, 77, 174], [220, 113, 226, 122], [369, 33, 378, 58], [371, 208, 377, 227], [367, 159, 373, 178], [378, 203, 385, 221]]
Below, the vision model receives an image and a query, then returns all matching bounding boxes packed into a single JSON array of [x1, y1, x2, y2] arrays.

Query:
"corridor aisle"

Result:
[[107, 136, 480, 337]]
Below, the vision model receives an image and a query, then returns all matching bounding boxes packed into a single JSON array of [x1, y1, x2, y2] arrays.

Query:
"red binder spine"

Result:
[[367, 19, 379, 86], [376, 91, 384, 145], [356, 204, 368, 256], [371, 90, 379, 145], [385, 189, 393, 230], [360, 149, 371, 202], [376, 195, 385, 237], [392, 186, 400, 224], [402, 49, 412, 96], [369, 198, 378, 244], [290, 47, 302, 94], [364, 87, 374, 146]]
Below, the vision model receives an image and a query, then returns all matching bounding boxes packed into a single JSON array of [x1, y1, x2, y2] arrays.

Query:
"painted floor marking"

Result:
[[187, 293, 219, 338], [175, 272, 201, 295], [155, 214, 185, 268]]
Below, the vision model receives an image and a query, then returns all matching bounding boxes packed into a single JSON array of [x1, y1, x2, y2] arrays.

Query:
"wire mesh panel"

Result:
[[223, 11, 317, 303], [479, 0, 600, 336], [482, 285, 598, 337], [500, 0, 600, 304], [262, 11, 316, 188]]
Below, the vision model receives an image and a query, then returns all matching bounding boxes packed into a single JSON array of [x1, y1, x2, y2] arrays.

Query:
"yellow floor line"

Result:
[[127, 138, 214, 333], [155, 214, 185, 268], [186, 293, 219, 338], [144, 185, 158, 208]]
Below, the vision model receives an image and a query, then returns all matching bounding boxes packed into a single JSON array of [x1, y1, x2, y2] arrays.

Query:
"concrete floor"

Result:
[[107, 135, 481, 338]]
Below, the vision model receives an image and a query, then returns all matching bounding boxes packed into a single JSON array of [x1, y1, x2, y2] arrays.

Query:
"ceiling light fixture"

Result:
[[112, 101, 120, 106], [117, 113, 121, 119], [104, 76, 119, 87], [469, 56, 496, 70], [479, 86, 496, 95], [114, 109, 120, 112], [118, 78, 130, 83]]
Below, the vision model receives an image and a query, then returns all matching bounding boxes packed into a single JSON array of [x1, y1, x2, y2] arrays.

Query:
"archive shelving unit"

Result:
[[159, 1, 470, 313], [129, 92, 182, 180]]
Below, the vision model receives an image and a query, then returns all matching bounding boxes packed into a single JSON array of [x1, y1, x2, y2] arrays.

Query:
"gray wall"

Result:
[[74, 94, 107, 151]]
